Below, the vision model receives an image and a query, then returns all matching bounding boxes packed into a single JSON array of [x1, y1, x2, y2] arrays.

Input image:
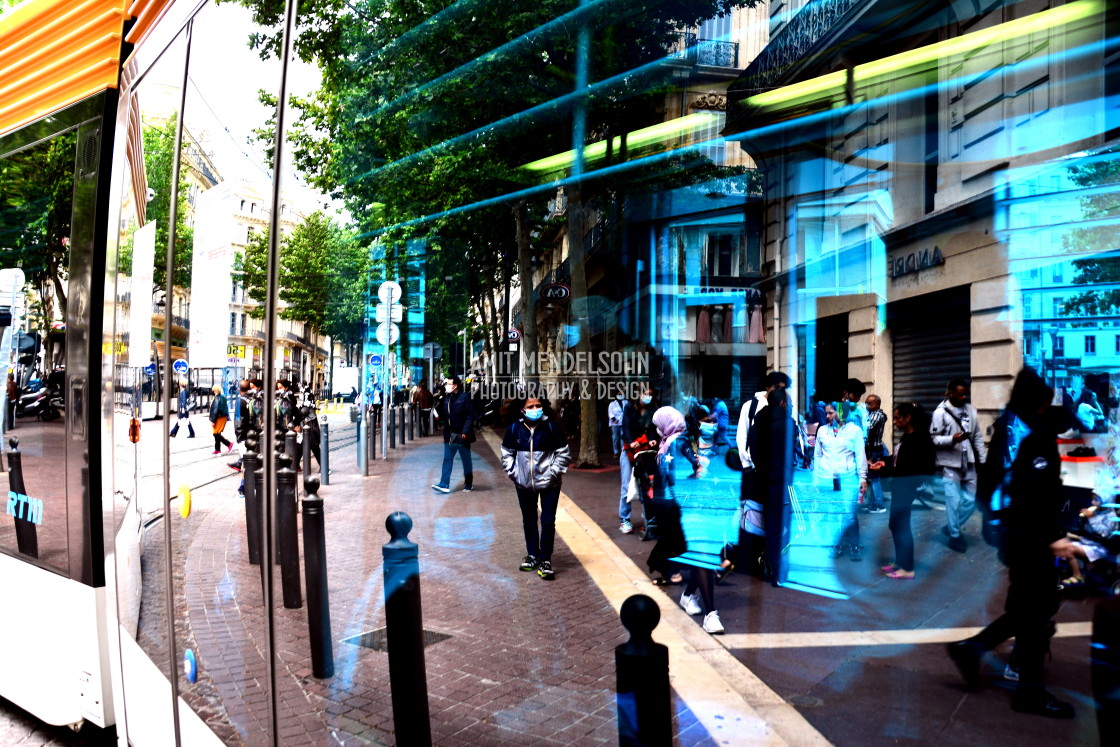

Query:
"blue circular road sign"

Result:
[[173, 359, 189, 374], [369, 354, 383, 367], [144, 363, 156, 375]]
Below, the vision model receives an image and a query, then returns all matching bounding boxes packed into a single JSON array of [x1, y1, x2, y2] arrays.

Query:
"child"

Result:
[[1063, 491, 1118, 588]]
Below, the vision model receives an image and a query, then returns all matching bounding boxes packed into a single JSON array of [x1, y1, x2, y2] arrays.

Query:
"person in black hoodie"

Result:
[[748, 387, 795, 585], [874, 401, 935, 580], [947, 367, 1084, 718], [432, 375, 477, 493]]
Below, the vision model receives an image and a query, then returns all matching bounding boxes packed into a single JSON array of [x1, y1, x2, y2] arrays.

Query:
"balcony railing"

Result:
[[738, 0, 862, 92], [672, 32, 740, 68]]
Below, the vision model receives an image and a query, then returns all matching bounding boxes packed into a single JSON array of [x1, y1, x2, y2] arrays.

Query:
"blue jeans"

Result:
[[866, 444, 887, 510], [618, 455, 633, 522], [439, 441, 473, 488], [516, 484, 561, 561], [610, 425, 624, 455]]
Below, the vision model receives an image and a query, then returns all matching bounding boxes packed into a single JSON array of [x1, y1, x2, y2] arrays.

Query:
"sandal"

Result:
[[715, 561, 735, 585], [881, 563, 899, 573], [1059, 576, 1085, 589], [886, 570, 915, 580], [651, 576, 672, 586]]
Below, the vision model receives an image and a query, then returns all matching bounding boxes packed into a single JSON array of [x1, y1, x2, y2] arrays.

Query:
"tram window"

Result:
[[0, 129, 78, 573]]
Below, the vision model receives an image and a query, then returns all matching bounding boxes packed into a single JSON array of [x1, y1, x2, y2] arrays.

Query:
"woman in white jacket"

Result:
[[814, 401, 868, 561]]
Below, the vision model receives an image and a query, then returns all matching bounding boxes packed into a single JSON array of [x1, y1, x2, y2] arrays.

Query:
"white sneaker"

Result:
[[680, 592, 701, 616], [619, 520, 634, 534], [702, 611, 725, 634]]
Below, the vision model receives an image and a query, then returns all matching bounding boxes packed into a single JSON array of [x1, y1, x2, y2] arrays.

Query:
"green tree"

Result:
[[1064, 150, 1120, 316], [141, 115, 194, 289]]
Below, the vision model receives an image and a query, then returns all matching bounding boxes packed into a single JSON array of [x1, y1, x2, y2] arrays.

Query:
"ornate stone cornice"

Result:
[[690, 92, 727, 111]]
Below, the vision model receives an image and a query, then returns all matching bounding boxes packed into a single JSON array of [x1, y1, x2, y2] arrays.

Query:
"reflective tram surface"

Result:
[[2, 0, 1120, 744]]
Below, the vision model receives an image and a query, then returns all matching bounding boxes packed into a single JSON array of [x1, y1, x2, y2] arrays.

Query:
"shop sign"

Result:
[[1051, 357, 1081, 369], [888, 247, 944, 278], [542, 284, 571, 301]]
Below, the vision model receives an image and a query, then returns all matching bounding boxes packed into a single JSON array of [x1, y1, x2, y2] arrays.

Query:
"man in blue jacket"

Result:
[[432, 375, 477, 493]]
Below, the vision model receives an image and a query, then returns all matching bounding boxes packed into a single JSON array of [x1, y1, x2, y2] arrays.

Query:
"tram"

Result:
[[0, 0, 241, 742]]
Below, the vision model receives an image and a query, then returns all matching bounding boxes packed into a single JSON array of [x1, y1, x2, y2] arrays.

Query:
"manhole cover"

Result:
[[787, 695, 824, 708], [341, 627, 451, 652]]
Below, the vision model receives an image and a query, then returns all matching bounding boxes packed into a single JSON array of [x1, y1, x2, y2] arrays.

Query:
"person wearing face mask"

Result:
[[501, 398, 571, 580], [432, 375, 477, 493], [608, 392, 626, 460]]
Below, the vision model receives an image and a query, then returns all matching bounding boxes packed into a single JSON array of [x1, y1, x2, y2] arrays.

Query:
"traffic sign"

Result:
[[172, 359, 189, 374], [377, 280, 402, 305], [374, 304, 404, 323], [144, 363, 156, 375], [507, 329, 521, 341], [375, 322, 399, 345], [423, 342, 443, 359], [368, 354, 383, 367]]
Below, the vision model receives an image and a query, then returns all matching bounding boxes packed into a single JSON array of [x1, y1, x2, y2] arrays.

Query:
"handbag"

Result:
[[725, 448, 744, 472]]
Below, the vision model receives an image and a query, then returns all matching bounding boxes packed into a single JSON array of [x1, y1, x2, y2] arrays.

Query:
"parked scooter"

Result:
[[16, 384, 61, 421]]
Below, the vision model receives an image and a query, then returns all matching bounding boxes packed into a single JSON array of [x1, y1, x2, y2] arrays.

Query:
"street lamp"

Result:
[[459, 328, 467, 377]]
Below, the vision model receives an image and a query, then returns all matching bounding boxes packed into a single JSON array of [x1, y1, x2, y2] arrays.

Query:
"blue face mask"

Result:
[[699, 423, 717, 438], [524, 408, 543, 421], [640, 396, 652, 405]]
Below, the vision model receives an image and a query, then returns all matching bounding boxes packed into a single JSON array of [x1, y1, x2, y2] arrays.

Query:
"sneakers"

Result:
[[869, 507, 887, 514], [536, 560, 555, 580], [211, 450, 220, 455], [228, 462, 242, 472], [462, 486, 473, 492], [702, 611, 725, 634], [431, 484, 451, 493], [1003, 662, 1020, 682], [947, 640, 982, 692], [948, 536, 968, 553], [619, 520, 634, 534], [1010, 690, 1075, 719], [850, 545, 863, 562], [679, 592, 702, 616], [519, 555, 538, 572], [832, 544, 847, 559], [227, 443, 235, 453]]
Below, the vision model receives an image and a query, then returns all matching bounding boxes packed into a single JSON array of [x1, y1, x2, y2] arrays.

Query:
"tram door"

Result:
[[108, 3, 282, 743]]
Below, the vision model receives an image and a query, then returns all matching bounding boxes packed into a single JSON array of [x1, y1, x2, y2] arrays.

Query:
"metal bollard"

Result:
[[616, 594, 670, 747], [302, 427, 312, 485], [399, 403, 406, 445], [253, 457, 270, 566], [368, 409, 377, 462], [243, 434, 262, 565], [389, 405, 397, 449], [360, 410, 370, 476], [302, 476, 334, 678], [277, 452, 303, 609], [5, 438, 38, 558], [286, 428, 299, 476], [319, 417, 330, 485], [1093, 595, 1120, 743], [383, 512, 432, 746]]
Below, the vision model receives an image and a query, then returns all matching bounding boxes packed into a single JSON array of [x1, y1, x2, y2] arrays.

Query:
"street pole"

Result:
[[382, 340, 390, 460], [460, 329, 467, 377]]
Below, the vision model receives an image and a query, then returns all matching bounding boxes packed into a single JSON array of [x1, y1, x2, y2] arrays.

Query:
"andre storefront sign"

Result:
[[888, 246, 944, 279]]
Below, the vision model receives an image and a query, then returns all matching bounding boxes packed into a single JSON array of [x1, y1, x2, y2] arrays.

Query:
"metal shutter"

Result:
[[891, 287, 971, 413]]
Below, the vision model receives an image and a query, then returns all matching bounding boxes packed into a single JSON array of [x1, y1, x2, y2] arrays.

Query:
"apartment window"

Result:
[[1052, 297, 1064, 317], [1115, 334, 1120, 355], [240, 314, 247, 336], [1022, 294, 1033, 318], [1085, 335, 1097, 356], [1024, 337, 1034, 356], [247, 225, 256, 243], [1054, 335, 1065, 355], [1052, 265, 1064, 283], [251, 202, 257, 213], [229, 313, 236, 336], [231, 278, 239, 302], [240, 199, 245, 211]]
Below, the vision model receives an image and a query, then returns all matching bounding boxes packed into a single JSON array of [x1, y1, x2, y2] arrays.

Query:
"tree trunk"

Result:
[[514, 202, 537, 386], [566, 186, 600, 468], [485, 281, 500, 382], [502, 257, 512, 382]]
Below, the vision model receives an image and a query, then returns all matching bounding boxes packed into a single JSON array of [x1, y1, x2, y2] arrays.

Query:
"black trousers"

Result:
[[971, 551, 1060, 691]]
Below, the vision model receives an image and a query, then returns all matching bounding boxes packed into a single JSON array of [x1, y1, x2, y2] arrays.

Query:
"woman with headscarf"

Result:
[[814, 401, 868, 561], [646, 406, 725, 634]]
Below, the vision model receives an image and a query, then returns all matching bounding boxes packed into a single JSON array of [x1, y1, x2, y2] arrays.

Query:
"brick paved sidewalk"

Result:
[[180, 425, 721, 745]]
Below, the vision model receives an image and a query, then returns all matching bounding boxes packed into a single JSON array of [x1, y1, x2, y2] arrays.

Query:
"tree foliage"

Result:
[[141, 115, 195, 289], [1064, 150, 1120, 316]]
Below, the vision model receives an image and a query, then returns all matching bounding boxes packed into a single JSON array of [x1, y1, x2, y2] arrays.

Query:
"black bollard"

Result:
[[400, 403, 407, 444], [389, 405, 397, 449], [253, 455, 266, 563], [616, 594, 670, 747], [319, 418, 330, 486], [277, 452, 303, 609], [6, 438, 39, 558], [285, 428, 299, 476], [369, 409, 376, 462], [1093, 595, 1120, 743], [383, 512, 432, 746], [301, 428, 312, 490], [243, 435, 261, 565], [302, 476, 334, 678]]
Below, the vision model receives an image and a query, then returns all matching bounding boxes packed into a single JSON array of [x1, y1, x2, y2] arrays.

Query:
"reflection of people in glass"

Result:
[[815, 402, 867, 562], [863, 395, 889, 513], [647, 407, 725, 635], [748, 387, 795, 584], [875, 402, 935, 580], [1077, 389, 1106, 433], [209, 385, 233, 454], [949, 367, 1081, 719], [501, 398, 570, 581], [932, 379, 987, 553], [169, 379, 195, 438]]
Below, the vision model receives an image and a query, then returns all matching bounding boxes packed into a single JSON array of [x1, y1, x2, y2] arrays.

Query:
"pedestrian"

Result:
[[501, 397, 571, 580], [228, 379, 260, 472], [432, 375, 476, 493], [276, 379, 299, 432], [647, 406, 725, 635], [711, 395, 730, 448], [947, 367, 1081, 718], [169, 379, 195, 438], [1077, 389, 1107, 433], [412, 380, 434, 437], [932, 378, 987, 553], [748, 387, 795, 585], [608, 392, 626, 459], [6, 372, 17, 430], [816, 401, 867, 561], [735, 371, 790, 508], [616, 392, 641, 534], [875, 402, 935, 580], [209, 385, 233, 454], [300, 404, 321, 468], [863, 394, 889, 513], [840, 377, 868, 436]]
